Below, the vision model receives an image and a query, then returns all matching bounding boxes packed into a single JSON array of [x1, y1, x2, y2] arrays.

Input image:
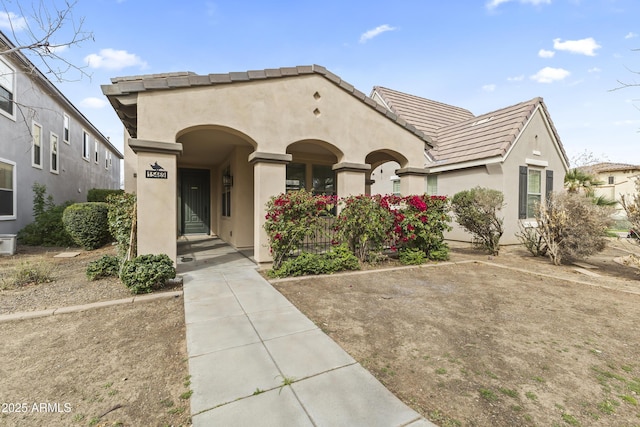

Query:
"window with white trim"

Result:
[[32, 122, 43, 168], [63, 114, 70, 144], [105, 149, 109, 169], [50, 133, 59, 174], [94, 141, 99, 164], [426, 175, 438, 195], [392, 179, 401, 195], [527, 169, 542, 218], [0, 57, 15, 119], [0, 159, 16, 219], [82, 131, 90, 160]]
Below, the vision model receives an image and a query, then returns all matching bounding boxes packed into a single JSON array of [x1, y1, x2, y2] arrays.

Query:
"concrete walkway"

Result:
[[177, 236, 434, 427]]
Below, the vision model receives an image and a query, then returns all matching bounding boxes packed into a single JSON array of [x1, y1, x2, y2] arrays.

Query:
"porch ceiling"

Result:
[[178, 129, 252, 167]]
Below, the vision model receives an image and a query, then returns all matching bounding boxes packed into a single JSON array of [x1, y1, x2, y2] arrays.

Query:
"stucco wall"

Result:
[[592, 169, 640, 219], [0, 56, 121, 235]]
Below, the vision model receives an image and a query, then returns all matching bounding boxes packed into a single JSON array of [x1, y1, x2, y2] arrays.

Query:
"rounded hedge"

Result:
[[62, 202, 111, 250], [120, 254, 175, 294]]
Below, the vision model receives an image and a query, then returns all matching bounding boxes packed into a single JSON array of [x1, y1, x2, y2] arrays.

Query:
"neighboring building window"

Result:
[[312, 164, 335, 196], [221, 166, 231, 217], [32, 122, 42, 168], [94, 141, 99, 163], [50, 133, 59, 174], [63, 114, 70, 143], [0, 159, 16, 218], [0, 57, 15, 118], [527, 169, 542, 218], [426, 175, 438, 195], [608, 176, 615, 185], [286, 163, 306, 192], [392, 179, 401, 195], [105, 149, 109, 169], [82, 131, 90, 160]]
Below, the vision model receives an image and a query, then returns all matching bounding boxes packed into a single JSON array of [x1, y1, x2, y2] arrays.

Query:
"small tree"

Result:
[[523, 192, 614, 265], [451, 187, 504, 255]]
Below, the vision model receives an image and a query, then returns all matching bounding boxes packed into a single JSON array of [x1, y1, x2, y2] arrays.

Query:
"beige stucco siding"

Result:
[[134, 75, 425, 167]]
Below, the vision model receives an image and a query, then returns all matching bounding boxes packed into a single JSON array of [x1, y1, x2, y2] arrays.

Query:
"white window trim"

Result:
[[105, 148, 109, 169], [527, 168, 542, 219], [0, 56, 17, 121], [50, 131, 59, 174], [31, 121, 43, 169], [63, 113, 70, 144], [0, 157, 17, 220], [82, 130, 90, 161], [94, 140, 99, 164]]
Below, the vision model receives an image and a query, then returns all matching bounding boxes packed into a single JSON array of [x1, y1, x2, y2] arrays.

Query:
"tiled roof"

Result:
[[578, 162, 640, 174], [371, 86, 474, 139], [101, 65, 431, 143], [373, 87, 568, 168]]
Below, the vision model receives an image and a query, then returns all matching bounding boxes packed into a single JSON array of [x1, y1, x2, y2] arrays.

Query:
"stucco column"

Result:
[[249, 152, 292, 264], [333, 162, 371, 198], [396, 167, 429, 195], [129, 139, 183, 265]]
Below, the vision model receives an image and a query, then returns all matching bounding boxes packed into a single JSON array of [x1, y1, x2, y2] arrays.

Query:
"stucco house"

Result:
[[578, 162, 640, 219], [371, 87, 570, 244], [0, 31, 123, 240], [101, 65, 569, 264]]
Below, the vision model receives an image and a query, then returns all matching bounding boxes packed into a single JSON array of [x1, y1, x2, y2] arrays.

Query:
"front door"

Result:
[[180, 168, 210, 234]]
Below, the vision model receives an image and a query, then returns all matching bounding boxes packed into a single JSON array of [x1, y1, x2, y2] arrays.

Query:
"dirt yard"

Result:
[[0, 245, 191, 427], [273, 239, 640, 427]]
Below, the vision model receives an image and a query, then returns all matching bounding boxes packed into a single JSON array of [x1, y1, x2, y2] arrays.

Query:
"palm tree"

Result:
[[564, 168, 616, 206]]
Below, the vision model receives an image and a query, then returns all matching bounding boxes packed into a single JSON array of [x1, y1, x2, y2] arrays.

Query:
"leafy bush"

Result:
[[264, 190, 336, 269], [120, 254, 175, 294], [269, 243, 359, 278], [62, 202, 111, 250], [87, 188, 124, 202], [107, 193, 137, 260], [383, 194, 451, 260], [399, 247, 426, 265], [521, 192, 614, 265], [622, 177, 640, 239], [451, 187, 505, 255], [86, 255, 121, 281], [337, 195, 394, 262], [17, 183, 76, 247]]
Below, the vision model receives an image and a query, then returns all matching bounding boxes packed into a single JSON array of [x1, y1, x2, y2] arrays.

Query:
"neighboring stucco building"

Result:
[[0, 31, 123, 236], [579, 162, 640, 219], [102, 65, 570, 264], [371, 87, 569, 244]]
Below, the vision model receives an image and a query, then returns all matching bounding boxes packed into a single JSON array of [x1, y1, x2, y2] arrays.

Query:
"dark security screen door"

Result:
[[180, 169, 210, 234]]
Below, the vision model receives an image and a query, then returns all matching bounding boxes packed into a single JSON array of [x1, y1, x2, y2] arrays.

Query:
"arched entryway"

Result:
[[285, 139, 342, 196], [176, 125, 257, 250], [365, 149, 409, 195]]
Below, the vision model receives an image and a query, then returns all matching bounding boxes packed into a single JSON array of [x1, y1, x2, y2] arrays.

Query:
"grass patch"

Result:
[[525, 391, 537, 401], [428, 409, 462, 427], [620, 394, 637, 406], [2, 261, 55, 288], [561, 413, 580, 426], [499, 387, 518, 398], [435, 368, 447, 375], [597, 398, 619, 415], [179, 390, 193, 400], [479, 388, 498, 402]]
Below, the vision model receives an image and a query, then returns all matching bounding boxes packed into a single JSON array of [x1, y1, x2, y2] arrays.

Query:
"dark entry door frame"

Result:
[[179, 168, 210, 235]]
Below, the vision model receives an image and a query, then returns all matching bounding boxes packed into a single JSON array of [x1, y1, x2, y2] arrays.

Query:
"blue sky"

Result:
[[3, 0, 640, 165]]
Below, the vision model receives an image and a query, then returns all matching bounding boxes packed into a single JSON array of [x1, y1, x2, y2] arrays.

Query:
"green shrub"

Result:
[[87, 188, 124, 202], [17, 183, 76, 247], [107, 193, 136, 260], [62, 202, 111, 250], [86, 255, 121, 280], [120, 254, 175, 294], [5, 261, 55, 287], [269, 243, 359, 278], [399, 247, 426, 265], [451, 187, 505, 255], [337, 195, 394, 262]]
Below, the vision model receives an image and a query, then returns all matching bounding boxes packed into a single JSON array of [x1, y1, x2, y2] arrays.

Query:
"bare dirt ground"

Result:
[[0, 245, 191, 427], [273, 239, 640, 427]]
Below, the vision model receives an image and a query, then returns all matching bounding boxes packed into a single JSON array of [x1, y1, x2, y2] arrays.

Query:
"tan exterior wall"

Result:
[[592, 169, 640, 219], [439, 107, 567, 245]]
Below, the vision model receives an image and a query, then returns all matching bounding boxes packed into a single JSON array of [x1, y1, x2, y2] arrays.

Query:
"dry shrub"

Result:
[[520, 192, 613, 265]]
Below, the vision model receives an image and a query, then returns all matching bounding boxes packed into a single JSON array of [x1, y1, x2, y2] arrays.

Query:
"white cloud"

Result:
[[507, 75, 525, 82], [80, 97, 107, 109], [588, 67, 601, 73], [359, 24, 397, 43], [0, 11, 28, 31], [538, 49, 555, 58], [552, 37, 601, 56], [84, 48, 147, 70], [625, 32, 638, 39], [530, 67, 570, 83], [486, 0, 551, 10], [482, 84, 496, 92]]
